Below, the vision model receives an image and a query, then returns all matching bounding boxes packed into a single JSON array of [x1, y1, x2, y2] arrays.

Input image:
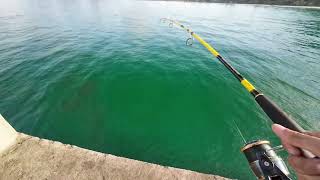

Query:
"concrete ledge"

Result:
[[0, 114, 17, 153], [0, 115, 230, 180]]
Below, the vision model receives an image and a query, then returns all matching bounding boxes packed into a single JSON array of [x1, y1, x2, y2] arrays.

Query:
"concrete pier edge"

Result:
[[0, 114, 231, 180], [0, 114, 17, 153]]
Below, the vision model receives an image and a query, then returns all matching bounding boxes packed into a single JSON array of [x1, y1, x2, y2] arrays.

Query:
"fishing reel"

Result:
[[241, 140, 291, 180]]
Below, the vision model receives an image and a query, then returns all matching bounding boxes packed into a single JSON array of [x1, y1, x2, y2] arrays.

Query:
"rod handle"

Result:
[[255, 94, 317, 158], [255, 94, 304, 132]]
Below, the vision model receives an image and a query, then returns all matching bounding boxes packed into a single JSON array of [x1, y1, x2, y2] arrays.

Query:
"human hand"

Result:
[[272, 124, 320, 180]]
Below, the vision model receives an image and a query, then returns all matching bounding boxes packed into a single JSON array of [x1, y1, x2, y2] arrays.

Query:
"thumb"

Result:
[[272, 124, 320, 157], [304, 132, 320, 139]]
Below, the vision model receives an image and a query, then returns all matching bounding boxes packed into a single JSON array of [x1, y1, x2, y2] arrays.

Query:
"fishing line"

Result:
[[161, 18, 316, 159], [232, 119, 247, 144]]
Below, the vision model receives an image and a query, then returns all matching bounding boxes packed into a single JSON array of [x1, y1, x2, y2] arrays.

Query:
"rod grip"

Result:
[[255, 94, 304, 132], [255, 94, 316, 158]]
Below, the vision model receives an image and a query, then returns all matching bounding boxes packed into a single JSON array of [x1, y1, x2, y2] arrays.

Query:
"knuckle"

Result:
[[283, 128, 294, 140], [315, 163, 320, 174], [284, 129, 305, 145], [288, 156, 296, 166]]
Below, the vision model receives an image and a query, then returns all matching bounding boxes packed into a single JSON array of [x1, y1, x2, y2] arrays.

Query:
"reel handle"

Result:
[[255, 94, 317, 158]]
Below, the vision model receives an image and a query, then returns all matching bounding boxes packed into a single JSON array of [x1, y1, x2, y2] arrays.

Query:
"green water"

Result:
[[1, 0, 320, 179]]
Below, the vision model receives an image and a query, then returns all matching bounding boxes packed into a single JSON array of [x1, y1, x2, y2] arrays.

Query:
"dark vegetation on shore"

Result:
[[152, 0, 320, 6]]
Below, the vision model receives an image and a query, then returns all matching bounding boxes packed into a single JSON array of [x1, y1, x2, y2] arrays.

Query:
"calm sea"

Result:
[[1, 0, 319, 179]]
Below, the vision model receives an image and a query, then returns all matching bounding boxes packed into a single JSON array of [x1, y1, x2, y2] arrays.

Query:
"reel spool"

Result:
[[241, 140, 291, 180]]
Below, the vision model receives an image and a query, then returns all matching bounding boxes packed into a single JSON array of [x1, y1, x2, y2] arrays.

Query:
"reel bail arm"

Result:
[[242, 140, 291, 180]]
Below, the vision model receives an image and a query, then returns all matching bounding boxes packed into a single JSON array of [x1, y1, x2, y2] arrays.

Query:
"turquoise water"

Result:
[[1, 0, 320, 179]]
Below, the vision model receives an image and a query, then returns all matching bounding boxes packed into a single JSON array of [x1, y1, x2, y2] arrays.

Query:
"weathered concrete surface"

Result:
[[0, 115, 231, 180]]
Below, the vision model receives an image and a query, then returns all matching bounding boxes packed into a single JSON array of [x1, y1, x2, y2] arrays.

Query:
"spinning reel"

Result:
[[241, 140, 291, 180]]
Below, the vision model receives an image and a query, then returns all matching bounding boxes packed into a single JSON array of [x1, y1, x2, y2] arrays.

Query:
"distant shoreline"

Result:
[[266, 4, 320, 9], [147, 0, 320, 8]]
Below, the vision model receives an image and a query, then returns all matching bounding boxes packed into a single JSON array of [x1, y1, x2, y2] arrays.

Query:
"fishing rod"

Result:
[[161, 18, 316, 179], [161, 18, 303, 132]]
